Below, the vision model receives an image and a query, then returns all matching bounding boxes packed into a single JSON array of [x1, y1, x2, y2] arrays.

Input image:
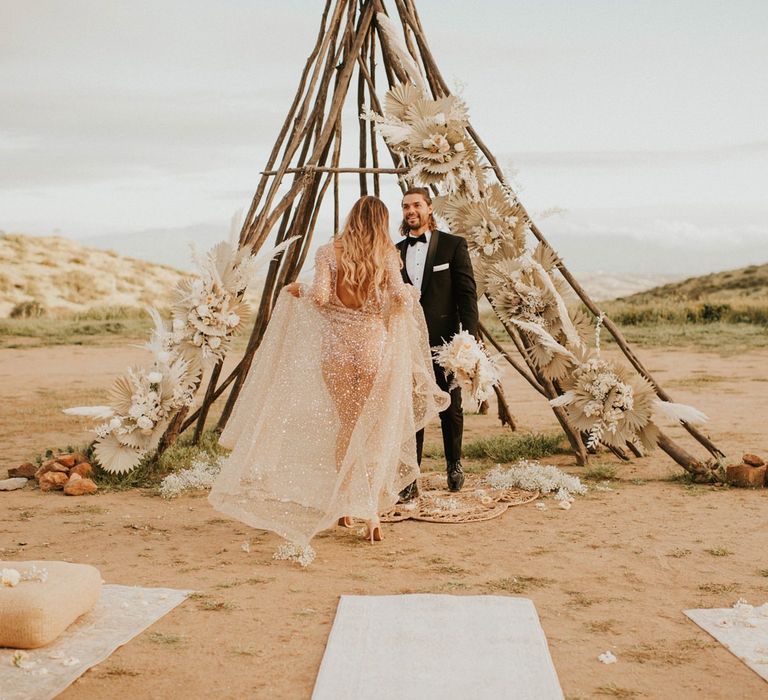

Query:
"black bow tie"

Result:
[[407, 234, 427, 246]]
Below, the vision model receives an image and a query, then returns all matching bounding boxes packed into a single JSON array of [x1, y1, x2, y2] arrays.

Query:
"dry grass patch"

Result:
[[565, 591, 600, 608], [483, 576, 553, 594], [667, 374, 730, 389], [432, 564, 469, 575], [585, 619, 620, 634], [705, 546, 733, 557], [624, 638, 716, 666], [198, 599, 236, 612], [147, 632, 184, 645], [698, 582, 740, 594], [56, 504, 106, 516], [230, 647, 261, 657], [596, 684, 644, 698], [583, 463, 618, 481], [101, 666, 141, 677]]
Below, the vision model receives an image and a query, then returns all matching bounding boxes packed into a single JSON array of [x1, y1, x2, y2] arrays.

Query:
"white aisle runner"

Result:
[[685, 606, 768, 683], [312, 594, 564, 700]]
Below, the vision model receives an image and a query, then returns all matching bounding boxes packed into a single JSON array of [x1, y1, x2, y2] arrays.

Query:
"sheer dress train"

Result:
[[208, 243, 449, 547]]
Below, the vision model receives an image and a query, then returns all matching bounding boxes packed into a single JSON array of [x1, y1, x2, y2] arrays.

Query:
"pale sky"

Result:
[[1, 0, 766, 273]]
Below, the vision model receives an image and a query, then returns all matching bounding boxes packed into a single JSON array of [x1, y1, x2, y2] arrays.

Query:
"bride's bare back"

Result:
[[332, 240, 363, 309]]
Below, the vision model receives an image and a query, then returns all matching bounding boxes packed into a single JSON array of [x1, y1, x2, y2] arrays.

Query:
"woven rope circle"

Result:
[[381, 473, 539, 524]]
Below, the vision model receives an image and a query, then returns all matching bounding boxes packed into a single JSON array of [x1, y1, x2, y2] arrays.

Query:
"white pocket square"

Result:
[[433, 263, 449, 272]]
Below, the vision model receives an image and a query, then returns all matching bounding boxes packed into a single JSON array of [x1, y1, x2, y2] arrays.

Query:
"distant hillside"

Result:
[[613, 262, 768, 305], [574, 271, 682, 302], [0, 233, 187, 318]]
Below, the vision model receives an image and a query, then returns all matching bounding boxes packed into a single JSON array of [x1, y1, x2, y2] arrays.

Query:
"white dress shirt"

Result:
[[404, 230, 431, 290]]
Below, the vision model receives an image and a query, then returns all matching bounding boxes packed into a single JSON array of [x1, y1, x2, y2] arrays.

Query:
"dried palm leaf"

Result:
[[653, 400, 709, 425], [94, 434, 143, 474], [376, 13, 427, 93], [383, 83, 423, 120], [512, 319, 576, 362], [109, 374, 136, 415], [62, 406, 114, 418]]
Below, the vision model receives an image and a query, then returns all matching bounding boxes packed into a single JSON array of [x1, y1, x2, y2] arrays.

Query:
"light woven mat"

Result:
[[312, 594, 564, 699], [381, 472, 538, 523], [685, 605, 768, 683], [0, 584, 193, 700]]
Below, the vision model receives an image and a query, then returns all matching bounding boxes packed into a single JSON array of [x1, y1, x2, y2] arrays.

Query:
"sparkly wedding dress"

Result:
[[208, 243, 449, 547]]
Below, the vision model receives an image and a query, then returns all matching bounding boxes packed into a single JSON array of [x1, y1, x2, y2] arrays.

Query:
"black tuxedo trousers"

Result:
[[416, 362, 463, 464], [396, 230, 479, 466]]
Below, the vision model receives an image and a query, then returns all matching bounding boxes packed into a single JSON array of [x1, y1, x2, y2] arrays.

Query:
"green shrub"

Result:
[[10, 300, 46, 318], [426, 432, 566, 463]]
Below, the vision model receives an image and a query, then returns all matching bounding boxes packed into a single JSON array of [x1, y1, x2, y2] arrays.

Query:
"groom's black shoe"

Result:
[[447, 461, 465, 492], [398, 480, 419, 503]]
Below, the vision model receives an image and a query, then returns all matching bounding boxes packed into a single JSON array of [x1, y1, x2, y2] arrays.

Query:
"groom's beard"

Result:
[[402, 213, 429, 233]]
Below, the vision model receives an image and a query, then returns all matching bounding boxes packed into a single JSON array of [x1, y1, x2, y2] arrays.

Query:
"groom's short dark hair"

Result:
[[400, 187, 436, 237]]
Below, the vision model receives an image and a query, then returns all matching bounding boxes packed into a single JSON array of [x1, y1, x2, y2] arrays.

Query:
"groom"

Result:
[[396, 187, 479, 497]]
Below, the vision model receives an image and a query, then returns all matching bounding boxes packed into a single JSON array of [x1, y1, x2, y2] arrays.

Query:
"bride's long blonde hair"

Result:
[[336, 196, 398, 306]]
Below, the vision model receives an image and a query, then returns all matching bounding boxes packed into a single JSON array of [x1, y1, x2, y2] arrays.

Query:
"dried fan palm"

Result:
[[551, 352, 660, 451], [93, 434, 144, 475], [383, 82, 423, 120], [403, 94, 466, 125], [435, 184, 526, 258]]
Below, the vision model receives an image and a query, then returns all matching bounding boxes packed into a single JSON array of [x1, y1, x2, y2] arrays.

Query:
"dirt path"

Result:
[[1, 344, 767, 698]]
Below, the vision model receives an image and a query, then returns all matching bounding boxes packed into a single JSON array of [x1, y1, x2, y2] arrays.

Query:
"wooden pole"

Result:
[[492, 383, 516, 431], [478, 322, 546, 396], [260, 165, 407, 176], [192, 360, 223, 442], [357, 30, 369, 196]]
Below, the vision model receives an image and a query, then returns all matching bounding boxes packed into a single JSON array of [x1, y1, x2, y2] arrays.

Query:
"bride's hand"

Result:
[[285, 282, 302, 298]]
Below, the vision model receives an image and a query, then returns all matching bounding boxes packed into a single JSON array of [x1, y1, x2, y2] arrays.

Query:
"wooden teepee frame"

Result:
[[178, 0, 724, 479]]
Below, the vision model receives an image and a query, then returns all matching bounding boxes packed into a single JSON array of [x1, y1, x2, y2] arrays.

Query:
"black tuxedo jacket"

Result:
[[396, 230, 479, 347]]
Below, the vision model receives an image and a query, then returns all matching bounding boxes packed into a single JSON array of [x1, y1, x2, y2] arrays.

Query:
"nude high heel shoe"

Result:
[[338, 516, 354, 528], [364, 518, 383, 543]]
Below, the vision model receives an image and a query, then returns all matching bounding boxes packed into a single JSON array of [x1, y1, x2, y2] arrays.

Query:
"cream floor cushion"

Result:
[[0, 560, 102, 649]]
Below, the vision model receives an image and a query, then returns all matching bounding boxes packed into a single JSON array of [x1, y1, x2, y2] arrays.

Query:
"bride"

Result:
[[208, 196, 449, 549]]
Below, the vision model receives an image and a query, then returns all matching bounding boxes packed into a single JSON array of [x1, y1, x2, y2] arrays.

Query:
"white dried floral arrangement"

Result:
[[366, 78, 707, 454], [484, 460, 587, 502], [159, 454, 223, 499], [64, 221, 296, 474], [431, 328, 500, 403], [273, 542, 316, 568]]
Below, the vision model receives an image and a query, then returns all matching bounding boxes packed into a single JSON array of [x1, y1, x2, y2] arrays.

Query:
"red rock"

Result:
[[55, 454, 77, 468], [71, 463, 93, 478], [35, 460, 57, 480], [743, 453, 765, 467], [64, 474, 98, 496], [39, 471, 69, 491], [726, 463, 766, 488], [8, 463, 37, 479]]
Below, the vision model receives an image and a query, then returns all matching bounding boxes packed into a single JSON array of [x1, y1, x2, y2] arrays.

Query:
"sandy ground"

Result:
[[1, 342, 768, 699]]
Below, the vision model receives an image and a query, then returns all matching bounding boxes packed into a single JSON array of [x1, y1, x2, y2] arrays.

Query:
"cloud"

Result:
[[499, 141, 768, 169]]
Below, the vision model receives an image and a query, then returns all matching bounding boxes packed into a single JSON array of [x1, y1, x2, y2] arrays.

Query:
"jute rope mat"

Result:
[[381, 472, 538, 524], [312, 594, 565, 699]]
